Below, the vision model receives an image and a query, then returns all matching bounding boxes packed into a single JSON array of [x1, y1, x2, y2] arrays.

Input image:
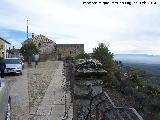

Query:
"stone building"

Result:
[[23, 34, 56, 61], [28, 34, 56, 55], [56, 44, 84, 60], [23, 34, 84, 60]]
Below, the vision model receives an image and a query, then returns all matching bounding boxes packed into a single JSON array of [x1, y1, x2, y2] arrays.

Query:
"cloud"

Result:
[[0, 0, 160, 54], [8, 39, 22, 48], [0, 29, 10, 38]]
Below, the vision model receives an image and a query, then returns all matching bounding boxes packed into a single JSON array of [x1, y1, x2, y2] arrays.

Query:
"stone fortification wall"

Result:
[[56, 44, 84, 60], [23, 34, 84, 61], [66, 59, 143, 120]]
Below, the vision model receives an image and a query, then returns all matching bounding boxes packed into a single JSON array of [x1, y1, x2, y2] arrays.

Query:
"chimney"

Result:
[[32, 33, 34, 38]]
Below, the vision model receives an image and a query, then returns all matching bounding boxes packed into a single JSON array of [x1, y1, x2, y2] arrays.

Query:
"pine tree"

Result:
[[75, 52, 90, 60], [92, 43, 116, 83]]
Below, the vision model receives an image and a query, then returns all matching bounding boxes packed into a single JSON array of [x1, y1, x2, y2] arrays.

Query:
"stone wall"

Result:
[[23, 34, 56, 55], [56, 44, 84, 60], [68, 59, 144, 120], [23, 35, 84, 61], [31, 34, 56, 55]]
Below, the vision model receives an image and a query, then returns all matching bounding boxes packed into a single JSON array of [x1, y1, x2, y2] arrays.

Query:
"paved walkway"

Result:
[[32, 61, 73, 120], [8, 61, 73, 120], [9, 69, 29, 120]]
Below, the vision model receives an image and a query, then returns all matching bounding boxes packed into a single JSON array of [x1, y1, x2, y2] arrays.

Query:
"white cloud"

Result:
[[8, 39, 22, 48], [0, 30, 10, 38], [0, 0, 160, 54]]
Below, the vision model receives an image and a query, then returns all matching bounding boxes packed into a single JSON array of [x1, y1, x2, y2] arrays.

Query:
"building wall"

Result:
[[56, 44, 84, 59], [23, 34, 84, 60], [5, 43, 11, 58], [37, 42, 55, 55], [0, 38, 11, 59], [28, 34, 56, 55], [0, 39, 5, 58]]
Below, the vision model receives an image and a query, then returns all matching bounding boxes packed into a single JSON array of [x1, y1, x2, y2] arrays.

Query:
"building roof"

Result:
[[32, 34, 54, 43], [56, 44, 84, 45], [0, 37, 11, 44], [33, 34, 54, 43], [23, 34, 55, 45]]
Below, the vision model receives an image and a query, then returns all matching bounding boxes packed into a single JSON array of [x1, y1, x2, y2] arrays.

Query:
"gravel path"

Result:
[[7, 61, 73, 120]]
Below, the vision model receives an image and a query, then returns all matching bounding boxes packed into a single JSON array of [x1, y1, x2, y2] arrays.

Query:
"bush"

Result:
[[75, 52, 90, 60], [120, 86, 135, 96], [145, 85, 160, 97]]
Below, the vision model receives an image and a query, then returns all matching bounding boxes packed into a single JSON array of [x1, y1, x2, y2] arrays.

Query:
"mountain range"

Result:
[[114, 54, 160, 75], [114, 54, 160, 64]]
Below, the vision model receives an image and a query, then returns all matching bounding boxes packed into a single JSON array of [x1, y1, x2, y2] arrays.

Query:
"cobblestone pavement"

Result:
[[8, 68, 29, 120], [7, 61, 73, 120]]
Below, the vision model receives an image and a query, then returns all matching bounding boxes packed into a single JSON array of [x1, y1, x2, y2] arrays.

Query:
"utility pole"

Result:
[[26, 19, 32, 66], [27, 19, 29, 40]]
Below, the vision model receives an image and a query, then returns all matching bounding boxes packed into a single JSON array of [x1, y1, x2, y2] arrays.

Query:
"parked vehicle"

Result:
[[0, 80, 11, 120], [5, 58, 23, 75]]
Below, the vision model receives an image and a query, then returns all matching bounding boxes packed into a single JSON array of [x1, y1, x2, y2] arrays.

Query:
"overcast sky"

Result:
[[0, 0, 160, 55]]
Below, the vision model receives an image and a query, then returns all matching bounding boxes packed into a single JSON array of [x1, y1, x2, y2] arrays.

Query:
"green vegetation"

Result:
[[91, 43, 160, 119], [125, 63, 160, 75], [92, 43, 117, 83], [75, 52, 90, 60], [75, 42, 160, 119], [117, 67, 160, 119], [20, 41, 39, 65], [117, 66, 160, 119]]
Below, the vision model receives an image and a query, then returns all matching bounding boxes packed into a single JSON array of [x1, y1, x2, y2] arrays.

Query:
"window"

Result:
[[1, 45, 3, 49], [5, 59, 21, 64], [38, 43, 41, 47]]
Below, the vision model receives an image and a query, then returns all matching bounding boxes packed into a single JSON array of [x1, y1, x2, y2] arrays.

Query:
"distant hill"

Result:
[[124, 63, 160, 75], [114, 54, 160, 64], [114, 54, 160, 75]]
